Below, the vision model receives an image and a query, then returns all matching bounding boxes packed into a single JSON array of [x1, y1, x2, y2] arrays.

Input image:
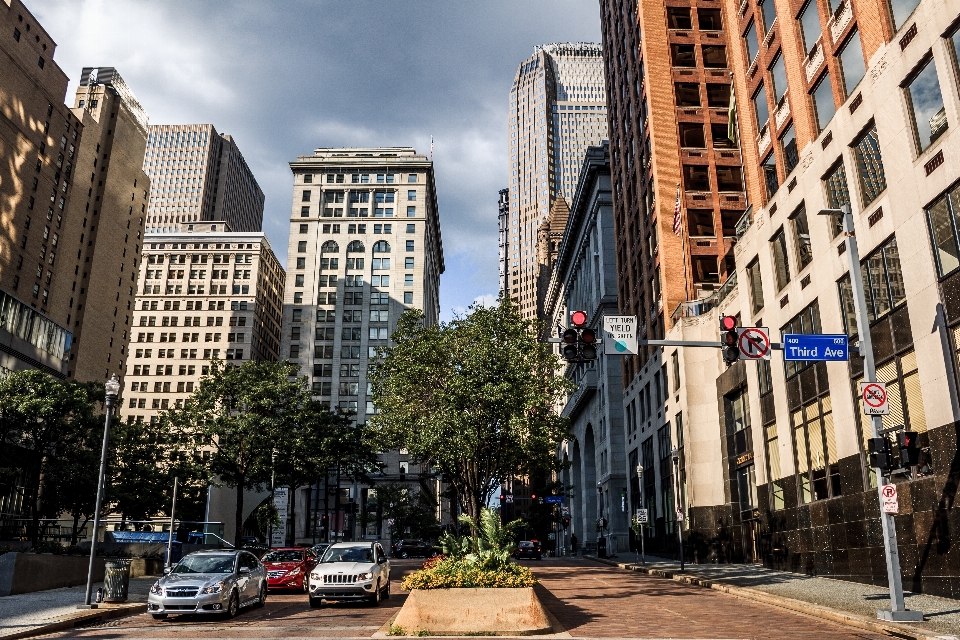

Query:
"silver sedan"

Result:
[[146, 549, 267, 619]]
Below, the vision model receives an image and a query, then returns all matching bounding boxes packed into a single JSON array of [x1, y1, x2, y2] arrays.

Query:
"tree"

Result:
[[164, 359, 309, 546], [374, 481, 440, 541], [368, 297, 574, 525], [0, 370, 97, 545]]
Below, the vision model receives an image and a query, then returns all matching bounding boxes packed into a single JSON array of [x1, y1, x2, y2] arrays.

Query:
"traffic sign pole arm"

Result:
[[842, 208, 913, 619]]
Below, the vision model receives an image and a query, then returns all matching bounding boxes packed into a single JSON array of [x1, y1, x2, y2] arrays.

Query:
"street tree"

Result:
[[164, 359, 308, 546], [373, 481, 440, 541], [367, 297, 574, 525]]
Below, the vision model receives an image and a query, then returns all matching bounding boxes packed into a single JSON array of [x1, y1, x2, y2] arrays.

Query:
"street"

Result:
[[38, 558, 889, 639]]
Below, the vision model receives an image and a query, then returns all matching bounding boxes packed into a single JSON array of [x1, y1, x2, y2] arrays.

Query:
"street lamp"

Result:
[[635, 464, 645, 565], [82, 374, 120, 608], [671, 447, 684, 571], [817, 205, 922, 622]]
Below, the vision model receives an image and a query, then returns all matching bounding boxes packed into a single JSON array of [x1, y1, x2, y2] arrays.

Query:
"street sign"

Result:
[[634, 509, 648, 523], [561, 506, 570, 515], [503, 494, 514, 504], [676, 509, 684, 522], [544, 496, 564, 504], [387, 518, 395, 526], [603, 316, 638, 355], [881, 484, 899, 513], [271, 487, 289, 547], [861, 381, 890, 415], [783, 334, 849, 361], [737, 327, 771, 360]]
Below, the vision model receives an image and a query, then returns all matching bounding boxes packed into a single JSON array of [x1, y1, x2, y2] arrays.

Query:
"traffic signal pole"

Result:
[[833, 206, 922, 622]]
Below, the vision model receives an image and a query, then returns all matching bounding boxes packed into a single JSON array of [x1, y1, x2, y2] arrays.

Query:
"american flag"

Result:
[[672, 186, 682, 236]]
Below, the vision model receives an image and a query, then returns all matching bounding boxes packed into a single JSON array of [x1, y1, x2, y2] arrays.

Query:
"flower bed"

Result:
[[400, 557, 537, 590]]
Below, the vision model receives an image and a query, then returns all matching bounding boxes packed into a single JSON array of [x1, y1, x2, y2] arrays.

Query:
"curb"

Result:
[[0, 602, 143, 640], [584, 556, 949, 640]]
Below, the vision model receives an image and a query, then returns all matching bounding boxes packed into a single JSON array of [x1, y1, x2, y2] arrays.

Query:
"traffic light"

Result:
[[562, 517, 570, 529], [720, 315, 739, 366], [562, 310, 598, 362], [898, 431, 920, 467], [868, 437, 894, 471]]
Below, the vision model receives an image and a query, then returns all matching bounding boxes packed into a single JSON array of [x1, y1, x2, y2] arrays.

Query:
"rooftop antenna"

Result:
[[430, 136, 434, 161]]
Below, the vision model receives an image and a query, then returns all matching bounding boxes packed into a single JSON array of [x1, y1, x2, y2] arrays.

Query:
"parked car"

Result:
[[261, 547, 317, 592], [146, 549, 267, 619], [308, 542, 390, 608], [514, 540, 542, 560], [391, 538, 440, 558]]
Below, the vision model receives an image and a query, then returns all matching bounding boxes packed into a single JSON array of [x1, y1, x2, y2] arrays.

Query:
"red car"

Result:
[[261, 547, 318, 592]]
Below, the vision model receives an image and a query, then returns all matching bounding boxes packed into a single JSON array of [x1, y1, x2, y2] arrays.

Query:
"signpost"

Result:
[[603, 316, 638, 355], [634, 509, 648, 523], [737, 327, 771, 360], [881, 484, 899, 514], [861, 382, 890, 416], [271, 487, 289, 548], [784, 334, 849, 361]]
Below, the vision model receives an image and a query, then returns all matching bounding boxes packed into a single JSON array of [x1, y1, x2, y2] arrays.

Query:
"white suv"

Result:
[[308, 542, 390, 608]]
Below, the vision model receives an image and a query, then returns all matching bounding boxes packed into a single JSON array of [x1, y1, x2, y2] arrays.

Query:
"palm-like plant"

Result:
[[438, 508, 521, 569]]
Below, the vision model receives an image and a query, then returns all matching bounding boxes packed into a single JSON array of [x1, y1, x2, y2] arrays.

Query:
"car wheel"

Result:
[[399, 551, 409, 559], [255, 582, 267, 608], [302, 576, 310, 593], [383, 580, 391, 600], [309, 595, 322, 608], [369, 581, 381, 606], [152, 614, 167, 620], [225, 591, 239, 618]]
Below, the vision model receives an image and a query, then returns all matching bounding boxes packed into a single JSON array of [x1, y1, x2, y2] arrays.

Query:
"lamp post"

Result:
[[635, 464, 645, 565], [817, 205, 922, 622], [671, 447, 684, 571], [82, 374, 120, 608]]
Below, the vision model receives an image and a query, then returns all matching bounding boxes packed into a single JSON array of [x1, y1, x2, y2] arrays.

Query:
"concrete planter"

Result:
[[0, 553, 164, 596], [390, 587, 553, 636]]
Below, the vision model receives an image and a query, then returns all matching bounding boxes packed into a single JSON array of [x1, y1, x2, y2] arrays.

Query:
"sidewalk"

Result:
[[588, 554, 960, 639], [0, 577, 153, 640]]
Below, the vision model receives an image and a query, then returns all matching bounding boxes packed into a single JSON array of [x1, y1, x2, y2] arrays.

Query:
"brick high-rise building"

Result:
[[505, 43, 608, 320], [0, 0, 80, 378], [598, 1, 746, 383], [66, 67, 151, 381], [143, 124, 264, 233]]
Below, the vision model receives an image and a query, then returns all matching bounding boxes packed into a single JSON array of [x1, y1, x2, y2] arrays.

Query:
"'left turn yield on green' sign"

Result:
[[603, 316, 637, 355]]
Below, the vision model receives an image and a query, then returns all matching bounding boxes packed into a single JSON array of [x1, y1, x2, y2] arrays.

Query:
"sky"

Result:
[[33, 0, 602, 321]]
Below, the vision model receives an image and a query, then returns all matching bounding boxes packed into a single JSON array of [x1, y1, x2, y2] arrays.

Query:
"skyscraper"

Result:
[[143, 124, 264, 233], [505, 43, 608, 320]]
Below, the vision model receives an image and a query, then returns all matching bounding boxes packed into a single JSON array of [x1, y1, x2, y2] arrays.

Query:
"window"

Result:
[[347, 240, 364, 252], [926, 182, 960, 277], [682, 165, 710, 191], [407, 206, 416, 217], [716, 166, 744, 191], [667, 6, 692, 28], [689, 209, 715, 236], [949, 28, 960, 98], [321, 240, 339, 253], [405, 257, 414, 268], [888, 0, 921, 31], [838, 30, 866, 97], [764, 423, 785, 510], [13, 27, 20, 41], [743, 20, 759, 63], [692, 255, 719, 283], [679, 123, 705, 148], [852, 124, 886, 207], [792, 395, 840, 503], [761, 153, 779, 199], [838, 235, 905, 335], [770, 52, 788, 103], [701, 46, 727, 68], [753, 83, 769, 127], [406, 224, 415, 233], [405, 240, 415, 252], [407, 190, 416, 201], [303, 174, 313, 184], [905, 56, 948, 153], [297, 241, 307, 252], [675, 83, 700, 107], [671, 44, 696, 67], [791, 204, 813, 270], [771, 228, 791, 290], [403, 291, 413, 304], [781, 300, 822, 379], [798, 0, 821, 52], [711, 123, 734, 149], [698, 8, 722, 29], [408, 174, 417, 183], [760, 0, 777, 30], [824, 160, 850, 237], [811, 72, 836, 133], [299, 224, 308, 234], [300, 206, 310, 217], [294, 274, 304, 287], [747, 258, 765, 313], [302, 190, 311, 202], [374, 240, 390, 253], [705, 83, 731, 108]]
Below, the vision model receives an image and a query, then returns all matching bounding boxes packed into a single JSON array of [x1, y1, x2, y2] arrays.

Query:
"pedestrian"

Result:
[[571, 533, 578, 555]]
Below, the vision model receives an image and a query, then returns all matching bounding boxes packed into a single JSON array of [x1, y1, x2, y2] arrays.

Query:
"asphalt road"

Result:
[[37, 557, 890, 639]]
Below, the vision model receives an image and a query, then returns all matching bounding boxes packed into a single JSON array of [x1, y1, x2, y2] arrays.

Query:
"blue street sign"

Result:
[[783, 334, 849, 361], [544, 496, 564, 504]]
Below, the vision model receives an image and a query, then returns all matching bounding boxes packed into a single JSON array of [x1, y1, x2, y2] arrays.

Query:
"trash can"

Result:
[[103, 559, 131, 603], [165, 541, 183, 565], [597, 536, 607, 558]]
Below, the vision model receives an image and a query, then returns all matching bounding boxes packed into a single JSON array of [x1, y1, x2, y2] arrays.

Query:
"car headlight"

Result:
[[149, 581, 162, 595], [199, 581, 225, 594], [286, 567, 300, 577], [357, 572, 373, 581], [310, 572, 320, 581]]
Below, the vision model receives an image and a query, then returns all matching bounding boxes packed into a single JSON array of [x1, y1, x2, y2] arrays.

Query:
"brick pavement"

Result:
[[529, 557, 890, 639]]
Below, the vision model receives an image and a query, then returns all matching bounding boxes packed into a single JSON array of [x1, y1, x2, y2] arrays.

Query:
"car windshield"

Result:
[[321, 546, 373, 563], [172, 555, 236, 574], [261, 550, 303, 563], [519, 542, 534, 548]]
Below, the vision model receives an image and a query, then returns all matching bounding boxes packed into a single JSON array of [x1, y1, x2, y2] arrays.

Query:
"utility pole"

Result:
[[819, 205, 922, 622], [636, 464, 645, 565], [672, 447, 684, 571], [165, 477, 178, 569]]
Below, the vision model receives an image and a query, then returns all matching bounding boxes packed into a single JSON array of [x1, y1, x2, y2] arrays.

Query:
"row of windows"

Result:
[[299, 240, 415, 254], [143, 284, 252, 296], [308, 273, 416, 288], [302, 206, 419, 218], [138, 315, 246, 327], [139, 300, 249, 311], [135, 332, 246, 343], [290, 345, 385, 359], [302, 173, 418, 185], [305, 326, 391, 341], [147, 253, 253, 265], [302, 189, 417, 202], [144, 269, 251, 280]]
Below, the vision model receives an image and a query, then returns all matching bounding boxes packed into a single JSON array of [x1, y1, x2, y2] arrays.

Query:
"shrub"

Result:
[[401, 557, 537, 590]]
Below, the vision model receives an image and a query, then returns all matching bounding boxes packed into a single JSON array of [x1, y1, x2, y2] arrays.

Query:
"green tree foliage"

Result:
[[368, 297, 574, 524], [164, 359, 308, 546], [374, 482, 440, 541]]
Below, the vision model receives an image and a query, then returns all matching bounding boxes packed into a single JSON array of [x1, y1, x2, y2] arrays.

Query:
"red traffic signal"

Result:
[[571, 310, 588, 327], [580, 328, 597, 344], [720, 315, 737, 331], [562, 328, 578, 344]]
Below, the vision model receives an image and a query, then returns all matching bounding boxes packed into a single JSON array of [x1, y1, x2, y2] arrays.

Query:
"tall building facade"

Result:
[[0, 0, 79, 378], [505, 43, 608, 319], [66, 67, 150, 381], [143, 124, 264, 234], [280, 147, 444, 542], [497, 188, 509, 295]]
